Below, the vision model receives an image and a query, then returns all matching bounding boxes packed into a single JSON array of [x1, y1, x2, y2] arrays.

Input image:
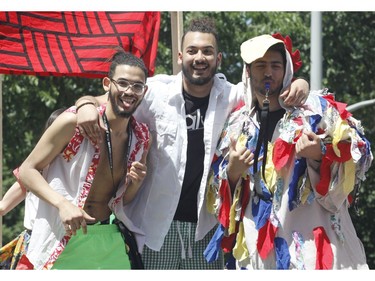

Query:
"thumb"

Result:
[[302, 129, 317, 141], [83, 211, 96, 222], [141, 133, 152, 164], [229, 136, 237, 152], [279, 85, 290, 99], [140, 145, 149, 164], [80, 211, 96, 235]]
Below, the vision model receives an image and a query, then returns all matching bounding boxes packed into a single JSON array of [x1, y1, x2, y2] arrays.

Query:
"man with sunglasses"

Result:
[[17, 50, 151, 269]]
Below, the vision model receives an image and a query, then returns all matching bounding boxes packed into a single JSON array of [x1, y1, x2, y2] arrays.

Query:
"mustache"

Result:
[[192, 61, 208, 68], [263, 78, 273, 84]]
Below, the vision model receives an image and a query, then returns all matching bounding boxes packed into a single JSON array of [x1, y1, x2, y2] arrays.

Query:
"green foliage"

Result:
[[155, 12, 173, 75], [2, 11, 374, 268], [322, 12, 375, 103], [320, 12, 375, 268]]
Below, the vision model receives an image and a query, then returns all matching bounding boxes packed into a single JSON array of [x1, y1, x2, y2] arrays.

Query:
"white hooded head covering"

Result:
[[240, 34, 294, 109]]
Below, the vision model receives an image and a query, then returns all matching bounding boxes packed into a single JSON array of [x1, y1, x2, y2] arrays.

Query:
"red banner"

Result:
[[0, 12, 160, 78]]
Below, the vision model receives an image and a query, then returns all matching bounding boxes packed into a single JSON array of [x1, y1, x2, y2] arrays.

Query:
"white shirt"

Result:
[[25, 106, 150, 269], [123, 72, 243, 251]]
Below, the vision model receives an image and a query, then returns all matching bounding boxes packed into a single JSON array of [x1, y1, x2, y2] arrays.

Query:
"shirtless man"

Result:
[[17, 50, 151, 270]]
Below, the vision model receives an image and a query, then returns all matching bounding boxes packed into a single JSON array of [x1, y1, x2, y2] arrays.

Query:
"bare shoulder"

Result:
[[96, 94, 108, 105], [44, 110, 77, 140], [20, 110, 78, 171], [52, 110, 77, 126]]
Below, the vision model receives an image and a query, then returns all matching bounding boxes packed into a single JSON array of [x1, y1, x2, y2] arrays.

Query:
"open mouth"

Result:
[[120, 95, 137, 108], [192, 62, 208, 72]]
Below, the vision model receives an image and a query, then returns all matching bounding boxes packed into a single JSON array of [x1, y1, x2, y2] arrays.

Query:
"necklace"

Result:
[[102, 111, 132, 197]]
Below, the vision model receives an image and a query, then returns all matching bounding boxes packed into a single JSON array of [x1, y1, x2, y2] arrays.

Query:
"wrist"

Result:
[[315, 138, 327, 162], [320, 138, 326, 156]]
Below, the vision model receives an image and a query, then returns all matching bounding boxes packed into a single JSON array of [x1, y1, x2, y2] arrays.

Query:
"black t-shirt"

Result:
[[266, 108, 286, 141], [173, 89, 209, 222], [255, 104, 286, 141]]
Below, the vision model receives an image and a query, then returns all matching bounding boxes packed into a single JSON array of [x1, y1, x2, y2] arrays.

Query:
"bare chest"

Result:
[[83, 132, 130, 221]]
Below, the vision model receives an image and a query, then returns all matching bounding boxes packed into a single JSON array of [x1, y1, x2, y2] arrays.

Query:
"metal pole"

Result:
[[310, 11, 323, 91], [170, 12, 183, 75], [347, 99, 375, 112], [0, 74, 3, 246]]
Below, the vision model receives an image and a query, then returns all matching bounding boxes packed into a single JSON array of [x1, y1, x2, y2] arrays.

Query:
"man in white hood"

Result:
[[205, 34, 373, 269]]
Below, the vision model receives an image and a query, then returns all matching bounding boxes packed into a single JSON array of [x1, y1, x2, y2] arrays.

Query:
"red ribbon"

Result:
[[313, 226, 333, 269]]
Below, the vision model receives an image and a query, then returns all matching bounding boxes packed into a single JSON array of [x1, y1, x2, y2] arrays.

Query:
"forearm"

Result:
[[18, 167, 68, 211], [75, 95, 100, 108], [75, 94, 108, 108], [75, 94, 108, 144], [281, 78, 310, 107], [122, 182, 142, 205], [0, 182, 26, 216], [227, 165, 243, 195]]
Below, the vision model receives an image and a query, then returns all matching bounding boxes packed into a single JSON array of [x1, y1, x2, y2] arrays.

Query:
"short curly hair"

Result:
[[181, 17, 219, 51], [108, 47, 148, 79]]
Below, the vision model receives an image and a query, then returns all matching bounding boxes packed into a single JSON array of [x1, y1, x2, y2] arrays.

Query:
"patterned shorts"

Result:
[[142, 220, 224, 270]]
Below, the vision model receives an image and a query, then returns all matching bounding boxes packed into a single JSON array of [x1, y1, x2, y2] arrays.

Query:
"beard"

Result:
[[108, 89, 137, 118], [182, 62, 217, 86], [257, 85, 283, 97]]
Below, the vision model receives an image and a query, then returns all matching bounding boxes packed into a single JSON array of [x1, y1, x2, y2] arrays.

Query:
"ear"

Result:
[[103, 77, 111, 92], [246, 64, 251, 78], [216, 51, 222, 68], [177, 51, 183, 65], [143, 85, 149, 95]]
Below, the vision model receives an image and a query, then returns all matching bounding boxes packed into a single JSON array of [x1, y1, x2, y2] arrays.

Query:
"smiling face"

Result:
[[104, 64, 147, 118], [178, 31, 222, 88]]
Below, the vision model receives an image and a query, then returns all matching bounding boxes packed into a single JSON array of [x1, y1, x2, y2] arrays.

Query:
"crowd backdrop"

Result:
[[1, 11, 374, 268]]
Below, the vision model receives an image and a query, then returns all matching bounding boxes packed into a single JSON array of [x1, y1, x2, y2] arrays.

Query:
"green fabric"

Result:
[[51, 224, 130, 270]]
